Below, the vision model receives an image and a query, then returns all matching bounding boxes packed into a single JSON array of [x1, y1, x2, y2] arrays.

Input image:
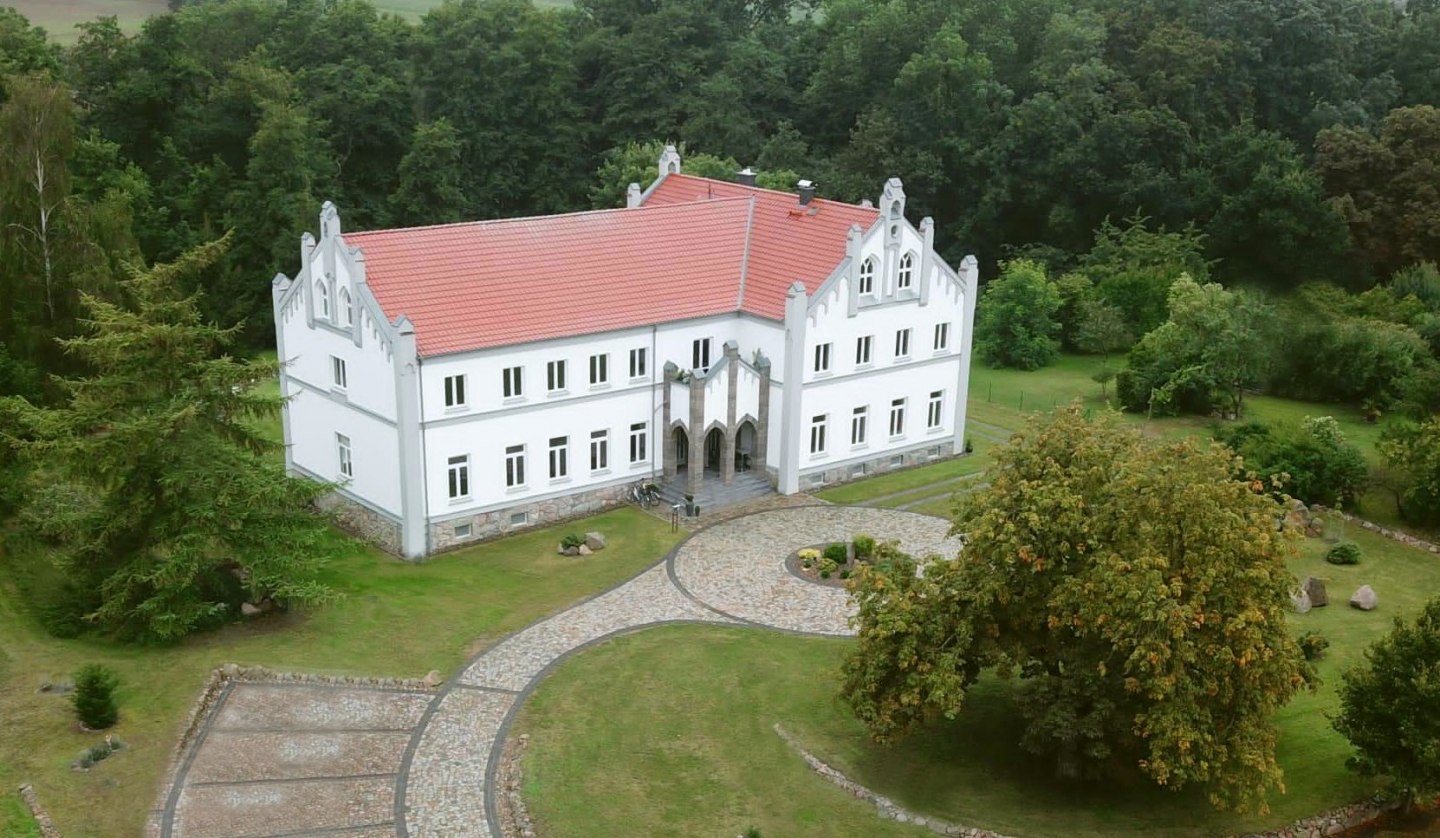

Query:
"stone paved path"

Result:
[[157, 506, 958, 838]]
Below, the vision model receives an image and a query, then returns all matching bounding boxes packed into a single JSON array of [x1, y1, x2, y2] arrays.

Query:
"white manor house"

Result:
[[273, 147, 979, 558]]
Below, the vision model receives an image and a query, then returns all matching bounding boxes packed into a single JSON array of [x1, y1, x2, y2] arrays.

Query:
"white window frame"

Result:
[[898, 252, 915, 290], [503, 366, 524, 399], [895, 328, 912, 359], [629, 347, 648, 380], [336, 433, 352, 478], [927, 390, 944, 430], [692, 338, 712, 373], [331, 356, 347, 391], [889, 398, 907, 438], [315, 280, 331, 319], [809, 414, 828, 456], [590, 429, 610, 473], [505, 445, 526, 488], [547, 360, 567, 393], [629, 422, 648, 464], [851, 406, 868, 447], [338, 287, 353, 327], [448, 454, 471, 500], [813, 342, 832, 375], [444, 374, 467, 409], [858, 258, 876, 296], [856, 335, 873, 366], [589, 353, 609, 387], [548, 435, 569, 480], [934, 322, 950, 352]]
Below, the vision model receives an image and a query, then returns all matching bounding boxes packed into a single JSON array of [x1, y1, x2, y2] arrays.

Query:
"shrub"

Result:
[[1326, 542, 1363, 565], [1214, 417, 1369, 507], [852, 534, 876, 560], [840, 569, 851, 580], [819, 557, 838, 576], [72, 664, 119, 730], [1299, 631, 1330, 662], [974, 259, 1062, 370], [819, 570, 831, 579], [823, 543, 848, 565], [560, 533, 585, 550], [797, 548, 821, 567], [743, 828, 762, 838], [73, 737, 125, 770]]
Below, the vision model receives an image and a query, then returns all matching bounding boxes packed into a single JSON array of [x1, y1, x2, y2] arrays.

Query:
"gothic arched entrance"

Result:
[[704, 427, 724, 472], [673, 427, 689, 473], [734, 420, 756, 473]]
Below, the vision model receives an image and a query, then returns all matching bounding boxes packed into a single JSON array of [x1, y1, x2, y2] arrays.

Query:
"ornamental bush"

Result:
[[852, 534, 876, 560], [560, 533, 585, 549], [823, 543, 848, 565], [1299, 631, 1331, 661], [1326, 542, 1363, 565], [72, 664, 119, 730]]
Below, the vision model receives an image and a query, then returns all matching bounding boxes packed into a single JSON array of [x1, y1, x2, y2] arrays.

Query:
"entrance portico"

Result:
[[661, 340, 772, 497]]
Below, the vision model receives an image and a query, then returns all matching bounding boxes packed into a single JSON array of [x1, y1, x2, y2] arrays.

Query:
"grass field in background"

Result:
[[518, 523, 1439, 837]]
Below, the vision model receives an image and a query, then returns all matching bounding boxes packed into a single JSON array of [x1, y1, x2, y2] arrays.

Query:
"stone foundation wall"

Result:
[[802, 440, 957, 490], [318, 492, 402, 555], [428, 482, 630, 553]]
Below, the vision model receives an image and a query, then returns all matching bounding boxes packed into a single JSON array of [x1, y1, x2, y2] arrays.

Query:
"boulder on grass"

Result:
[[1292, 589, 1312, 614], [564, 546, 580, 557], [584, 532, 607, 551], [1349, 585, 1378, 611], [1303, 576, 1329, 607], [578, 544, 592, 556], [422, 669, 443, 688]]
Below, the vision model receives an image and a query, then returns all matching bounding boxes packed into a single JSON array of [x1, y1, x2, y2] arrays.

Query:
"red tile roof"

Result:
[[345, 174, 878, 357]]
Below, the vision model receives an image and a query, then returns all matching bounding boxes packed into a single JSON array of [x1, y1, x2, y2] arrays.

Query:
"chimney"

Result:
[[736, 167, 757, 187], [626, 182, 642, 208], [797, 179, 816, 206]]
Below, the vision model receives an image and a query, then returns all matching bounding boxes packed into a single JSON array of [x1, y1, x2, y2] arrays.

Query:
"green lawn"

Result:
[[517, 523, 1440, 837], [0, 506, 681, 836]]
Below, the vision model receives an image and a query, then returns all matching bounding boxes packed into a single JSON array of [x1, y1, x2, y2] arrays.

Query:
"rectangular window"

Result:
[[629, 347, 647, 379], [813, 342, 832, 374], [629, 422, 648, 463], [856, 335, 873, 366], [448, 454, 470, 499], [505, 445, 526, 488], [510, 511, 529, 526], [589, 353, 609, 386], [454, 523, 473, 539], [889, 398, 907, 437], [336, 433, 353, 478], [934, 322, 950, 351], [547, 360, 567, 393], [444, 374, 467, 408], [928, 390, 944, 429], [851, 406, 868, 446], [590, 429, 609, 472], [503, 366, 523, 399], [331, 356, 347, 390], [692, 337, 712, 373], [895, 328, 912, 359], [809, 414, 828, 455], [548, 435, 569, 479]]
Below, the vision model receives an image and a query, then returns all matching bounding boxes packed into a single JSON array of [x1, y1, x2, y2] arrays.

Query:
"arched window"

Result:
[[898, 252, 915, 290], [858, 258, 876, 296], [338, 287, 353, 327], [315, 280, 331, 320]]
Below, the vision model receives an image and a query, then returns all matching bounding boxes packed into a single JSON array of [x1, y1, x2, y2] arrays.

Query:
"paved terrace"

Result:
[[151, 506, 963, 838]]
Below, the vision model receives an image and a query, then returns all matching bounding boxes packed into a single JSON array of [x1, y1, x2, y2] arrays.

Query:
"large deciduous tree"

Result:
[[842, 407, 1310, 812], [0, 238, 338, 642], [974, 259, 1062, 370], [1380, 416, 1440, 527], [1333, 597, 1440, 807]]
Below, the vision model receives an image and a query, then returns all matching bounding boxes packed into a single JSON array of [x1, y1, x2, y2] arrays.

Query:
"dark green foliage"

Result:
[[1326, 542, 1363, 566], [1299, 631, 1331, 662], [852, 534, 875, 560], [71, 664, 119, 729], [1381, 418, 1440, 527], [1271, 289, 1432, 407], [1083, 217, 1210, 336], [823, 542, 847, 565], [561, 533, 586, 550], [1334, 598, 1440, 799], [1214, 417, 1370, 507], [74, 737, 124, 770], [1390, 263, 1440, 313], [975, 260, 1062, 370]]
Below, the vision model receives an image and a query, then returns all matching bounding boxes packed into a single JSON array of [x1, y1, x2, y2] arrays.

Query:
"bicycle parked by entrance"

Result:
[[630, 480, 662, 507]]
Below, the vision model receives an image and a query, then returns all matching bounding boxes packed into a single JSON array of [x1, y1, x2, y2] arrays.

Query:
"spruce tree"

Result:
[[72, 664, 119, 729]]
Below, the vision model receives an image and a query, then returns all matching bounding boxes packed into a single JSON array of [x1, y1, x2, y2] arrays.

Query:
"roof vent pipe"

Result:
[[797, 179, 816, 206], [736, 167, 757, 187]]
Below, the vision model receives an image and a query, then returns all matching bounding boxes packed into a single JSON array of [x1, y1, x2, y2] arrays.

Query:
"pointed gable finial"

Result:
[[320, 201, 341, 239], [626, 182, 643, 208], [658, 144, 682, 179]]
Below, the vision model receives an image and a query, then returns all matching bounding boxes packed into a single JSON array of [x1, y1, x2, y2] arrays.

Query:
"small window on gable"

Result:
[[858, 258, 876, 296], [338, 287, 353, 327], [315, 280, 331, 320], [898, 252, 915, 290]]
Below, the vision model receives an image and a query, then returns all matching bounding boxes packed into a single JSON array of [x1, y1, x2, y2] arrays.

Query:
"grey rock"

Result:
[[1350, 585, 1378, 611], [1292, 589, 1312, 614], [577, 544, 592, 556], [240, 602, 262, 616], [1303, 576, 1329, 607], [584, 531, 607, 550], [422, 669, 443, 688]]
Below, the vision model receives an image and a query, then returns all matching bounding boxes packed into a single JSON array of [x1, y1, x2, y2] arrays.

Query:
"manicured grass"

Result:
[[517, 523, 1440, 837], [0, 507, 681, 836], [814, 441, 992, 505]]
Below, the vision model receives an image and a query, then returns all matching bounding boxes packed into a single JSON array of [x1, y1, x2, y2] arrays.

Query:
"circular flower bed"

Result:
[[784, 535, 879, 588]]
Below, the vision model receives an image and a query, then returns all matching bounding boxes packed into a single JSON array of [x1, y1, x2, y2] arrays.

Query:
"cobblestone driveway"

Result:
[[155, 506, 959, 838]]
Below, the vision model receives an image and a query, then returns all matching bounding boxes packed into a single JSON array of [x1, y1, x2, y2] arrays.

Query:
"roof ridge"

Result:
[[665, 173, 875, 213], [736, 195, 756, 310], [345, 195, 754, 239]]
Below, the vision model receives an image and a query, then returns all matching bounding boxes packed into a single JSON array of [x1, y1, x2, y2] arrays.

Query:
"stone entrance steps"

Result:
[[655, 471, 774, 516]]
